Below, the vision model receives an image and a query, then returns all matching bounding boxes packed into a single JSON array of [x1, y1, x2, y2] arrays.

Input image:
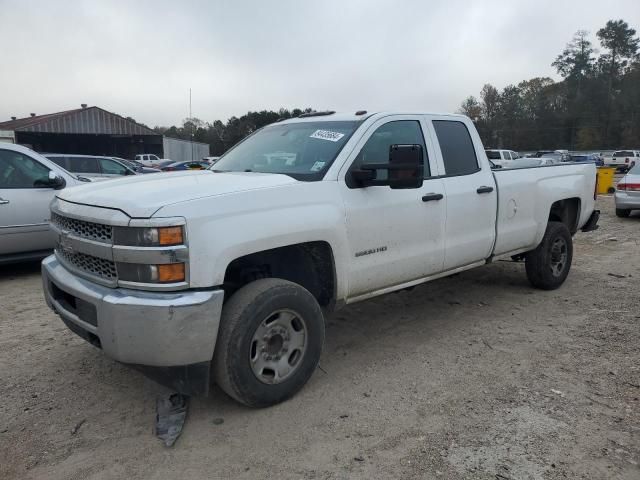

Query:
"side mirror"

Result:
[[352, 144, 424, 189], [45, 171, 66, 189]]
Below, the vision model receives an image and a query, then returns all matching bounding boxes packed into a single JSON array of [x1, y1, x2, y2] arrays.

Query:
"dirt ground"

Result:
[[0, 195, 638, 480]]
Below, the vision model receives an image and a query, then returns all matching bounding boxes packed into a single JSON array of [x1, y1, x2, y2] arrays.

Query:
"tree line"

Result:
[[459, 19, 639, 151], [153, 108, 315, 156], [155, 19, 639, 155]]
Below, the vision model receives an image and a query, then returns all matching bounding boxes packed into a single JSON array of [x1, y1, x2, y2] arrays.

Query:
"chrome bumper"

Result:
[[42, 255, 224, 368]]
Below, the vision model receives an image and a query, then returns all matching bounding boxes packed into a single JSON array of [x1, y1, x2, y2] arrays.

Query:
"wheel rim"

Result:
[[549, 236, 568, 277], [249, 309, 307, 385]]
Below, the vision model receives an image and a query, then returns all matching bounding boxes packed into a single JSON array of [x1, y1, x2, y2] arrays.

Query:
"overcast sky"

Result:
[[1, 0, 638, 127]]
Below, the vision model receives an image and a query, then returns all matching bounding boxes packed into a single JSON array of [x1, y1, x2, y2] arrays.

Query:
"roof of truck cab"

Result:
[[276, 111, 468, 124]]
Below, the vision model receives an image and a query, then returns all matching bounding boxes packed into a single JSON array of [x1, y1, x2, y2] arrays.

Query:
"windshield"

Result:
[[212, 121, 361, 180], [485, 150, 501, 160], [614, 151, 634, 157], [629, 163, 640, 174]]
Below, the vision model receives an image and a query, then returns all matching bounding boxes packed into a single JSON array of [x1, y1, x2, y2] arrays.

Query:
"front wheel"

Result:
[[213, 278, 325, 407], [525, 221, 573, 290]]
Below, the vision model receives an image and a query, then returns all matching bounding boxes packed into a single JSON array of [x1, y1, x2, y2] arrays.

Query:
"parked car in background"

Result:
[[113, 157, 161, 174], [0, 144, 89, 264], [135, 154, 170, 168], [614, 162, 640, 217], [161, 160, 210, 171], [45, 154, 138, 180], [606, 150, 639, 173], [569, 153, 604, 166], [485, 149, 521, 167], [528, 150, 571, 162]]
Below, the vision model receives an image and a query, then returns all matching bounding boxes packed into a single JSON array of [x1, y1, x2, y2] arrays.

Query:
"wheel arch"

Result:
[[548, 197, 581, 235], [222, 241, 338, 312]]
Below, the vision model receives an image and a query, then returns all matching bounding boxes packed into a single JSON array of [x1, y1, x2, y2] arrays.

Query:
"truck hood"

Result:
[[56, 170, 298, 217]]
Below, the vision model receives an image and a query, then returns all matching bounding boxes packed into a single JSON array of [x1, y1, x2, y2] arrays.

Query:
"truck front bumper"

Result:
[[42, 255, 224, 395]]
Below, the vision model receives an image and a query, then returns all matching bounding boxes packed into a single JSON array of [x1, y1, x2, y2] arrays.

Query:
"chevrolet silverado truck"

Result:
[[42, 111, 600, 407]]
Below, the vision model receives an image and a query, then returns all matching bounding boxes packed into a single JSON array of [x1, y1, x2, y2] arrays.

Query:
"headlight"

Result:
[[113, 226, 184, 246], [117, 262, 186, 283]]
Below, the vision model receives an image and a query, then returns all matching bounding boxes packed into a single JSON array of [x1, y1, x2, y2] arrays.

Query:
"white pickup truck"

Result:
[[42, 111, 600, 407], [134, 154, 169, 168]]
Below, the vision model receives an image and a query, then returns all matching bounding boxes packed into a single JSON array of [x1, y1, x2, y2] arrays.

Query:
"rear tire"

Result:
[[525, 221, 573, 290], [213, 278, 324, 407], [616, 208, 631, 218]]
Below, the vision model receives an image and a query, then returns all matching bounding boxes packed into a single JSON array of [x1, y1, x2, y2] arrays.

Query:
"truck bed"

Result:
[[492, 163, 597, 257]]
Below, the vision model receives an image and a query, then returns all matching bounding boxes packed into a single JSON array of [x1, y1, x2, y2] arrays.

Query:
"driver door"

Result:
[[0, 148, 58, 255], [339, 116, 446, 299]]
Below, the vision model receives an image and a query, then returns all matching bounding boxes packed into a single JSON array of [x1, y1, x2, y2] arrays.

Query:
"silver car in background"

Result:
[[0, 144, 88, 264], [614, 162, 640, 217], [45, 154, 138, 180]]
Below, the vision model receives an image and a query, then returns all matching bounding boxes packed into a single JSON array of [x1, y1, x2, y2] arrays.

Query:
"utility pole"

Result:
[[190, 88, 194, 161]]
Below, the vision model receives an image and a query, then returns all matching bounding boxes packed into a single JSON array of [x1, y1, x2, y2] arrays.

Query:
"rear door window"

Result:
[[68, 157, 99, 173], [433, 120, 479, 176], [99, 158, 128, 175]]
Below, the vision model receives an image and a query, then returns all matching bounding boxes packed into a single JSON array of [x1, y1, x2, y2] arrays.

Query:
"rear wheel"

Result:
[[525, 221, 573, 290], [213, 278, 324, 407], [616, 208, 631, 218]]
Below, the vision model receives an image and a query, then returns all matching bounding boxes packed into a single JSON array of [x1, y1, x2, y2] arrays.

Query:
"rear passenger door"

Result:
[[429, 118, 497, 270]]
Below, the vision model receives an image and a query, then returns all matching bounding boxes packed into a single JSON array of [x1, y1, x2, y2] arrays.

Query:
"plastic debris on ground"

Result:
[[155, 393, 189, 447]]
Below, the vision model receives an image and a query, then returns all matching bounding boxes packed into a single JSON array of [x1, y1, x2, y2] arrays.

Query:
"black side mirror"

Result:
[[352, 144, 424, 189]]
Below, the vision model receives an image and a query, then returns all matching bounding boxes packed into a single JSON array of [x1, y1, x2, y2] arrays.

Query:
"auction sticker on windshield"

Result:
[[310, 130, 345, 142]]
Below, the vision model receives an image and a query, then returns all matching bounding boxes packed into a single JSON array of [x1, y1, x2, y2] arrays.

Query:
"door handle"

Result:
[[422, 193, 444, 202], [476, 186, 494, 194], [0, 198, 9, 205]]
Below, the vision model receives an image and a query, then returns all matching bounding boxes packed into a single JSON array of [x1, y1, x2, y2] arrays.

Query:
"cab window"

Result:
[[433, 120, 479, 176], [349, 120, 428, 185]]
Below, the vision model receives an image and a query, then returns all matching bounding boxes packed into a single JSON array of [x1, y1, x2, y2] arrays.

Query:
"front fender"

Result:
[[155, 182, 350, 301]]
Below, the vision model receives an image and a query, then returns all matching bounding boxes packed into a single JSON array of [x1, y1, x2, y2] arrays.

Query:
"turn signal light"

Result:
[[159, 226, 184, 246], [157, 263, 185, 282]]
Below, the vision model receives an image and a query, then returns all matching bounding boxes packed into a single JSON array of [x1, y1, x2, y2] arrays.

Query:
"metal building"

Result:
[[0, 105, 209, 161]]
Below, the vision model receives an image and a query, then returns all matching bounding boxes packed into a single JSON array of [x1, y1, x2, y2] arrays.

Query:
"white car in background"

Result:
[[485, 149, 522, 167], [606, 150, 639, 173], [0, 144, 89, 264]]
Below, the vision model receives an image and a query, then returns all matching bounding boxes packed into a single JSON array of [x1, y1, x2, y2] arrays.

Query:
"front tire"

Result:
[[525, 221, 573, 290], [213, 278, 325, 407], [616, 208, 631, 218]]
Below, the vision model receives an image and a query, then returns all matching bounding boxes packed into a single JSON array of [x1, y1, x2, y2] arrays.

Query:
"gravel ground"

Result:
[[0, 196, 638, 480]]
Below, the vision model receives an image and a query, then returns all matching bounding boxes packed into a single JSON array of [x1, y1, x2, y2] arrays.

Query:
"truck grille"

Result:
[[56, 248, 117, 282], [51, 212, 113, 243]]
